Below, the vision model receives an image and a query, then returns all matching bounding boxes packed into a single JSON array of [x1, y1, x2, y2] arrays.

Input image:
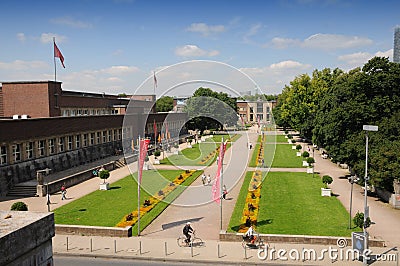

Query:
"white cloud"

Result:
[[50, 17, 92, 28], [243, 23, 262, 44], [100, 66, 139, 75], [303, 33, 373, 49], [175, 45, 219, 57], [0, 60, 48, 71], [338, 49, 393, 68], [186, 23, 225, 36], [268, 33, 373, 50], [270, 60, 309, 69], [16, 33, 26, 42], [40, 33, 67, 44]]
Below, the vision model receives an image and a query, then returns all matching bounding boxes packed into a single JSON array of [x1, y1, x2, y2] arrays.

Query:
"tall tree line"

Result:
[[273, 57, 400, 192]]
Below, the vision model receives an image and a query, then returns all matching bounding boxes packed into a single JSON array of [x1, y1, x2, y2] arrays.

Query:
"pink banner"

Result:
[[138, 138, 150, 184], [212, 141, 227, 203]]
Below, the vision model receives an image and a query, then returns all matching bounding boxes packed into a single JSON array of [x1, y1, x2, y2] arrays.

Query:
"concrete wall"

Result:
[[55, 224, 132, 237], [0, 211, 55, 266]]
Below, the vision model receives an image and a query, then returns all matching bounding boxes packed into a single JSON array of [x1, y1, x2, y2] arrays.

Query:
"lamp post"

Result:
[[362, 125, 378, 265], [348, 176, 359, 229]]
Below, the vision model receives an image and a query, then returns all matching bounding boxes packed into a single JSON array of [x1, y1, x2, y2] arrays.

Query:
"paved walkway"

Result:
[[1, 127, 399, 265]]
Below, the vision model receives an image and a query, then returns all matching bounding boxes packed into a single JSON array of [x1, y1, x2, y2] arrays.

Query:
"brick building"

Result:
[[0, 81, 188, 196]]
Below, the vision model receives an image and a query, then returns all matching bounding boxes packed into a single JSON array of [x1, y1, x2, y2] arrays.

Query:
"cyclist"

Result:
[[183, 222, 194, 244], [244, 225, 256, 244]]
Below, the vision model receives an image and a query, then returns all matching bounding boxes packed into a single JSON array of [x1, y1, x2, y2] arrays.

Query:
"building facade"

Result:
[[237, 100, 276, 125]]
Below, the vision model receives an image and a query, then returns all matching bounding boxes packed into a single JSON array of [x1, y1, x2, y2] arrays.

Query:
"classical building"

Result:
[[237, 100, 276, 125], [394, 26, 400, 63], [0, 81, 188, 196]]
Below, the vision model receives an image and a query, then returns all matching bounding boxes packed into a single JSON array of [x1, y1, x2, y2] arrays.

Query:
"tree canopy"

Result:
[[274, 57, 400, 192], [156, 96, 174, 112], [184, 87, 238, 133]]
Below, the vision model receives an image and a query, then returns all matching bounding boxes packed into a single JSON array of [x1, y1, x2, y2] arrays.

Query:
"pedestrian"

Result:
[[201, 174, 206, 185], [61, 184, 67, 200], [222, 185, 228, 199], [207, 174, 211, 185], [249, 142, 252, 149], [261, 158, 265, 167]]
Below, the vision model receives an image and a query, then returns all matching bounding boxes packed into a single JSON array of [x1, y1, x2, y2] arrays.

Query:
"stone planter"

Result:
[[154, 159, 160, 165], [296, 152, 301, 156], [321, 188, 331, 197], [292, 146, 296, 149], [143, 163, 149, 170], [394, 180, 400, 195], [303, 161, 309, 167], [99, 182, 110, 190], [307, 167, 313, 174]]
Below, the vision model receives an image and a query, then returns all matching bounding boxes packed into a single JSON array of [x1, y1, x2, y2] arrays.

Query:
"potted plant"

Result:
[[353, 211, 371, 229], [154, 150, 161, 164], [321, 175, 333, 196], [302, 151, 310, 166], [306, 157, 315, 174], [99, 169, 110, 190], [296, 144, 302, 156]]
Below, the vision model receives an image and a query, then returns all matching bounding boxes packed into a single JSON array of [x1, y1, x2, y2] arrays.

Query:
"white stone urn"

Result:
[[99, 182, 110, 190], [321, 188, 331, 196]]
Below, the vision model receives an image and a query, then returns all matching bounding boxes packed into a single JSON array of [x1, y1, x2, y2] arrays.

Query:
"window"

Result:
[[90, 133, 95, 145], [108, 130, 112, 142], [67, 136, 73, 150], [118, 129, 122, 140], [83, 134, 88, 147], [113, 130, 117, 141], [26, 142, 34, 159], [12, 144, 21, 162], [38, 140, 46, 156], [49, 139, 56, 154], [59, 137, 65, 152], [103, 131, 107, 143], [76, 135, 81, 148], [97, 132, 101, 144], [257, 102, 263, 113], [0, 145, 7, 165], [266, 106, 270, 113], [249, 107, 254, 114]]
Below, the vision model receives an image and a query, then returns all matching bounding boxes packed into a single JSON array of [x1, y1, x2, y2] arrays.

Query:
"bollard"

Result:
[[164, 242, 167, 256], [139, 241, 142, 255], [191, 241, 194, 257], [90, 238, 92, 252], [217, 243, 220, 258], [244, 245, 247, 259], [114, 240, 117, 253], [397, 252, 399, 266], [66, 237, 69, 251]]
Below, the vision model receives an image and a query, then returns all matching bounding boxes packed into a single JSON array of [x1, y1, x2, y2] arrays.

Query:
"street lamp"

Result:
[[362, 125, 378, 265], [348, 176, 359, 229]]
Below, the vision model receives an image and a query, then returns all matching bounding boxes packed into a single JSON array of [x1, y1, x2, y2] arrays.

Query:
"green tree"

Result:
[[11, 201, 28, 211], [185, 87, 238, 134], [156, 96, 174, 112]]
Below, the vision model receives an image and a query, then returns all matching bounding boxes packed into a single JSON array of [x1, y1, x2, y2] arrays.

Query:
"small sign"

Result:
[[352, 232, 366, 254]]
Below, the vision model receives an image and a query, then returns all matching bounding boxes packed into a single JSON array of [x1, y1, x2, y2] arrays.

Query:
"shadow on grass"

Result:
[[109, 186, 121, 190]]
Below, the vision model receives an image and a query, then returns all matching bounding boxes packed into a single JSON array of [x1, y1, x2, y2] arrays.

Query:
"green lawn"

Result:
[[257, 172, 352, 237], [228, 171, 352, 237], [249, 143, 302, 168], [53, 169, 202, 233]]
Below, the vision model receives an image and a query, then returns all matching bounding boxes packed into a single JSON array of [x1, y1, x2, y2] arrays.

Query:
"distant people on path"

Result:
[[249, 142, 253, 149], [222, 185, 228, 199], [201, 174, 206, 185], [207, 174, 211, 185], [61, 184, 67, 200]]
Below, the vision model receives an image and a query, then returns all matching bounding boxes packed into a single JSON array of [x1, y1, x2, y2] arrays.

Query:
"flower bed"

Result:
[[238, 170, 262, 233], [116, 170, 196, 227]]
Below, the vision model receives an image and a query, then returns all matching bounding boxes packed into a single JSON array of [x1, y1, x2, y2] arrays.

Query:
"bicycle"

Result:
[[241, 233, 266, 249], [177, 230, 204, 247]]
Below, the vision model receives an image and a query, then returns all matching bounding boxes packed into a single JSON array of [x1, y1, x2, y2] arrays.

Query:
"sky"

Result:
[[0, 0, 398, 97]]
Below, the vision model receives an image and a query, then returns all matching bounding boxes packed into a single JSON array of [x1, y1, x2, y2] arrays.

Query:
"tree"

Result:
[[353, 211, 371, 229], [156, 96, 174, 112], [99, 170, 110, 184], [185, 87, 238, 134], [322, 175, 333, 188]]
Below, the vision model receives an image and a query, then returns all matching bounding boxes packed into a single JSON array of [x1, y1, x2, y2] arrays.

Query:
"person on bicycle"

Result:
[[183, 222, 194, 244], [244, 225, 256, 244]]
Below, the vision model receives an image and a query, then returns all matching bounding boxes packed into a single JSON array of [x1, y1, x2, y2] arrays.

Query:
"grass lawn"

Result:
[[160, 134, 239, 166], [257, 172, 352, 237], [249, 143, 302, 168], [228, 171, 352, 237], [53, 169, 202, 233]]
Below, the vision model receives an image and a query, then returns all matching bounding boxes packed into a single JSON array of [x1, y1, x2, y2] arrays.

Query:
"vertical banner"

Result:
[[212, 140, 227, 203], [138, 138, 150, 183], [153, 120, 157, 146]]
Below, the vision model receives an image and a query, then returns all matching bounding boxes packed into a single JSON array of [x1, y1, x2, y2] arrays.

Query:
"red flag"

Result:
[[165, 123, 169, 139], [153, 120, 157, 143], [212, 141, 227, 203], [240, 115, 245, 126], [54, 42, 65, 68], [138, 138, 150, 183]]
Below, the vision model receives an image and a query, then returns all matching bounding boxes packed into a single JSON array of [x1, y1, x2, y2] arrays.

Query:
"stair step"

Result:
[[7, 185, 37, 197]]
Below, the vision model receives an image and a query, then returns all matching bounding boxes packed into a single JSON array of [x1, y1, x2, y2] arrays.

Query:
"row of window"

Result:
[[61, 108, 119, 117], [0, 129, 123, 165]]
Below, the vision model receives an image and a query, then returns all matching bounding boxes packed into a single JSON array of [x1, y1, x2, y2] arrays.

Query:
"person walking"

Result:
[[61, 184, 67, 200], [201, 174, 206, 185], [222, 185, 228, 199], [207, 174, 211, 185]]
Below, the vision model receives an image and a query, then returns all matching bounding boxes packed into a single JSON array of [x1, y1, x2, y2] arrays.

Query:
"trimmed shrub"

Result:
[[353, 211, 371, 229], [99, 170, 110, 183], [322, 175, 333, 188], [302, 151, 310, 158], [11, 201, 28, 211]]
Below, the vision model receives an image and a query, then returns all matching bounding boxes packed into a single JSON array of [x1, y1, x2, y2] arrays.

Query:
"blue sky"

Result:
[[0, 0, 397, 96]]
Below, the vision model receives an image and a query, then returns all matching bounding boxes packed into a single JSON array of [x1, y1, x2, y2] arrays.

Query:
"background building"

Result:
[[394, 26, 400, 63]]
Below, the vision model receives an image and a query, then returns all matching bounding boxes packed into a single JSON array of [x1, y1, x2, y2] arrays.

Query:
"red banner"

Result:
[[54, 42, 65, 68], [138, 138, 150, 183], [212, 141, 227, 203]]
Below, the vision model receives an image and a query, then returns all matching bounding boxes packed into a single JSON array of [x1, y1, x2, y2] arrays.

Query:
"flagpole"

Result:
[[137, 136, 141, 236], [53, 37, 57, 82], [220, 137, 224, 231]]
